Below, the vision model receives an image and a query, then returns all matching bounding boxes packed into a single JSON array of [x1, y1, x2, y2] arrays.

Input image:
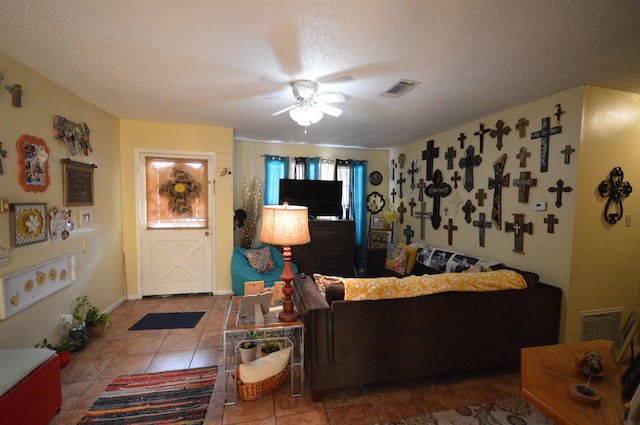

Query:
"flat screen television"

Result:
[[279, 179, 343, 218]]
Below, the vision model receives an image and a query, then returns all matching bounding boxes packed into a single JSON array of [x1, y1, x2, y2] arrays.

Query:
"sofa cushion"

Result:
[[313, 273, 344, 298], [385, 244, 408, 274], [245, 246, 276, 273], [399, 243, 419, 274]]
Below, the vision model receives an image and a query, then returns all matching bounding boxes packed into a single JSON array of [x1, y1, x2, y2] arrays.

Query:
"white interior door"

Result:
[[137, 151, 216, 296]]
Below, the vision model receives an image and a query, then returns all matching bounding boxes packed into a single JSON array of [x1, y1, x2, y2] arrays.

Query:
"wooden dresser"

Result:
[[291, 220, 355, 277]]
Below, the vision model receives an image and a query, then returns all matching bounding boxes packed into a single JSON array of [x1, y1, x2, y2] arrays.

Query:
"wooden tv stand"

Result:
[[290, 219, 355, 277]]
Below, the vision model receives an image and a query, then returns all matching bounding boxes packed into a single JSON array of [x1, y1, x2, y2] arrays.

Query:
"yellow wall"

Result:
[[566, 86, 640, 342], [119, 120, 234, 296], [0, 51, 123, 348]]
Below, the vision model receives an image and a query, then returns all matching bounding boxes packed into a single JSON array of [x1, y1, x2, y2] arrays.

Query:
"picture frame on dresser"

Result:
[[613, 310, 640, 363], [369, 229, 391, 250]]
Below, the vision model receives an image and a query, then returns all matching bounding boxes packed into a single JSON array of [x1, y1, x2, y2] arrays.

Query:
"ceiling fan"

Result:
[[270, 80, 345, 131]]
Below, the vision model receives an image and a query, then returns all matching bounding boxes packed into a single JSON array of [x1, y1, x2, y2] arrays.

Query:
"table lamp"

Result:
[[259, 202, 311, 321]]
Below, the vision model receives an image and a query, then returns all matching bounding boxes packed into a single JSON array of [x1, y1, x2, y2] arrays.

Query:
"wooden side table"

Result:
[[521, 340, 627, 425]]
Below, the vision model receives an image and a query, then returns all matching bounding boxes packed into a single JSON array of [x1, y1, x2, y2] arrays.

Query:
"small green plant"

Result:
[[240, 330, 260, 349], [35, 338, 78, 353], [261, 339, 280, 354], [73, 296, 111, 327]]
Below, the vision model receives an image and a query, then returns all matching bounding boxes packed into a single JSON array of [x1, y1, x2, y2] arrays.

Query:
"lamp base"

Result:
[[278, 307, 299, 322]]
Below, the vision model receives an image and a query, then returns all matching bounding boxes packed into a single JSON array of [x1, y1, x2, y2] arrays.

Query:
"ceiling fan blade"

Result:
[[315, 92, 345, 104], [260, 75, 291, 86], [315, 103, 343, 118], [271, 104, 299, 116]]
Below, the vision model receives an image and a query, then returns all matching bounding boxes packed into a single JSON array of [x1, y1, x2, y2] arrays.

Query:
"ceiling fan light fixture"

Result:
[[289, 104, 323, 127]]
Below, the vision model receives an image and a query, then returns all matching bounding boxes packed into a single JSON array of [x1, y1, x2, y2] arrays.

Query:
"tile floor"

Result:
[[48, 294, 523, 425]]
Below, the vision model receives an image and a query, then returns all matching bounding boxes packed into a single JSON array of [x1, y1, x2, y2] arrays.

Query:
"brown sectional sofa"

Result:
[[294, 268, 562, 401]]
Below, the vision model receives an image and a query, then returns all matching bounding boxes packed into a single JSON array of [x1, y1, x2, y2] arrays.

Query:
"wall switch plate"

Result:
[[626, 213, 632, 227], [533, 201, 547, 211]]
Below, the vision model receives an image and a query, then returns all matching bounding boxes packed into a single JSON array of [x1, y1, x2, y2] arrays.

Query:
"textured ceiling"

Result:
[[0, 0, 639, 149]]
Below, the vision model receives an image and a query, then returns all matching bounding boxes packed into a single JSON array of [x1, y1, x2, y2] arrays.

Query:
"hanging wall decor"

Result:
[[548, 179, 573, 208], [445, 147, 456, 170], [397, 153, 406, 168], [458, 145, 482, 192], [414, 202, 431, 240], [159, 166, 202, 218], [421, 140, 439, 180], [389, 159, 397, 181], [561, 145, 575, 164], [425, 169, 452, 230], [366, 192, 385, 214], [368, 171, 382, 186], [407, 160, 419, 191], [598, 167, 633, 225], [513, 171, 537, 203], [403, 225, 414, 244], [472, 212, 492, 247], [49, 206, 74, 242], [61, 159, 97, 206], [396, 172, 406, 199], [516, 117, 529, 138], [488, 154, 510, 230], [474, 123, 491, 154], [490, 119, 511, 151], [462, 200, 476, 223], [458, 132, 467, 149], [10, 203, 48, 247], [554, 104, 565, 123], [5, 83, 22, 107], [397, 201, 407, 224], [17, 135, 49, 193], [0, 142, 7, 176], [516, 146, 531, 168], [53, 115, 93, 156], [505, 213, 533, 254], [531, 117, 562, 173]]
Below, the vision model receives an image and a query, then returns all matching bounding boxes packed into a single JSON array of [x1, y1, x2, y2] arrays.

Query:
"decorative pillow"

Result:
[[238, 346, 291, 383], [313, 273, 344, 297], [399, 243, 419, 275], [385, 244, 408, 275], [245, 246, 275, 273]]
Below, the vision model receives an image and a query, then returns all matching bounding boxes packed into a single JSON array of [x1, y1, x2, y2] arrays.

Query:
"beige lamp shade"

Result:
[[260, 204, 311, 246]]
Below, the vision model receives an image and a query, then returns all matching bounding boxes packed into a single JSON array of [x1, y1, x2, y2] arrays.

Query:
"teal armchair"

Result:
[[231, 244, 298, 295]]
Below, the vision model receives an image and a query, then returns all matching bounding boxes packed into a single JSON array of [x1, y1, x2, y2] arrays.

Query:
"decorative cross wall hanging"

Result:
[[159, 166, 202, 217], [513, 171, 537, 203], [391, 188, 397, 203], [490, 119, 511, 150], [425, 169, 452, 230], [444, 219, 458, 246], [5, 83, 22, 107], [397, 201, 407, 224], [516, 146, 531, 168], [474, 123, 491, 153], [554, 104, 565, 123], [462, 200, 476, 223], [398, 153, 406, 168], [408, 198, 416, 216], [516, 117, 529, 138], [458, 145, 482, 192], [561, 145, 575, 164], [396, 172, 406, 199], [451, 171, 461, 189], [445, 147, 456, 170], [53, 115, 93, 156], [505, 213, 533, 254], [475, 188, 487, 207], [472, 213, 492, 247], [414, 202, 431, 240], [598, 167, 633, 225], [0, 142, 6, 176], [488, 154, 510, 230], [531, 116, 562, 173], [548, 179, 573, 208], [421, 140, 439, 180], [403, 225, 414, 244], [389, 159, 397, 181], [458, 132, 467, 149], [544, 214, 558, 233], [407, 160, 419, 191], [416, 178, 426, 202]]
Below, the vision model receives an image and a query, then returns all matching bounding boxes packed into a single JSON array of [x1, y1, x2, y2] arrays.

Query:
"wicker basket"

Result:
[[237, 367, 288, 401]]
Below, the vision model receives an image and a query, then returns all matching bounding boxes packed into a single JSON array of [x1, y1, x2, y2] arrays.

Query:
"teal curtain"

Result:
[[264, 155, 289, 205], [352, 160, 367, 272], [306, 157, 319, 180]]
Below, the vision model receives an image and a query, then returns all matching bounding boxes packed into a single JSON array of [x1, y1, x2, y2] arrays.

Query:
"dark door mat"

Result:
[[128, 312, 205, 330]]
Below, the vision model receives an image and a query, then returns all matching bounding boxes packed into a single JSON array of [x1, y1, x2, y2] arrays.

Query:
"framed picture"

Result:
[[371, 216, 382, 229], [17, 135, 50, 193], [613, 311, 640, 363], [10, 203, 48, 247], [78, 209, 94, 227], [369, 229, 392, 250], [61, 159, 97, 206]]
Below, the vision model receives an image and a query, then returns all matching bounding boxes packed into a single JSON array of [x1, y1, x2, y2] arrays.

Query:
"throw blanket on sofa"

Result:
[[342, 269, 527, 301]]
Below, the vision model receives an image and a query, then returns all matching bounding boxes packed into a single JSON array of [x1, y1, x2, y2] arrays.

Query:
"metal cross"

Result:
[[414, 202, 431, 240], [554, 104, 565, 123], [489, 119, 511, 151], [474, 122, 491, 154], [548, 179, 573, 208], [407, 160, 419, 191], [472, 212, 492, 247], [451, 170, 461, 189], [561, 145, 575, 164], [505, 213, 532, 254], [445, 146, 456, 170], [0, 142, 6, 176], [444, 219, 458, 246], [544, 214, 558, 233], [488, 154, 510, 230], [462, 200, 476, 223], [516, 117, 529, 138], [425, 169, 452, 230], [458, 145, 482, 192], [458, 132, 467, 149], [389, 159, 397, 181], [397, 201, 407, 224], [475, 188, 487, 207], [403, 225, 414, 245], [391, 187, 397, 203], [396, 172, 406, 199], [598, 167, 633, 224], [516, 146, 530, 168], [416, 178, 426, 202], [513, 171, 537, 203], [408, 198, 416, 216], [531, 116, 562, 173], [421, 139, 439, 180]]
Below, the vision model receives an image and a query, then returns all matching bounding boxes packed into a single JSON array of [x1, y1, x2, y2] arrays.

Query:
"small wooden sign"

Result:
[[61, 159, 97, 206]]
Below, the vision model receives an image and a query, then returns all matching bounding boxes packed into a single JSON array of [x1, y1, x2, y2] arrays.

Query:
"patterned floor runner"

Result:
[[77, 366, 217, 425]]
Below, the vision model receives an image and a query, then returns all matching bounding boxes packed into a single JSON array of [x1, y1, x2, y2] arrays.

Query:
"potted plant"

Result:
[[239, 330, 259, 363], [260, 339, 281, 356], [74, 295, 111, 337], [35, 338, 78, 368]]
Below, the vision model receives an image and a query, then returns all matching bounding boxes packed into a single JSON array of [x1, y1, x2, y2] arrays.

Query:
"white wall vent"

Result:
[[379, 79, 421, 98], [578, 307, 624, 342]]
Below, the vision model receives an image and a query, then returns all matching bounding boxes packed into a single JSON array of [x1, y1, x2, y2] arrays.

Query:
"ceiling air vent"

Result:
[[379, 79, 421, 98]]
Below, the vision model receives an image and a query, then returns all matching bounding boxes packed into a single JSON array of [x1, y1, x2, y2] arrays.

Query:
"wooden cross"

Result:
[[397, 201, 407, 224], [505, 214, 533, 254], [398, 153, 406, 168], [516, 146, 530, 168], [403, 225, 414, 244], [475, 188, 487, 207], [451, 170, 461, 189], [414, 202, 432, 240], [474, 122, 491, 153], [407, 160, 419, 191], [531, 116, 562, 173], [472, 212, 492, 247], [421, 139, 439, 180], [548, 179, 573, 208], [445, 146, 456, 170], [444, 206, 449, 216], [554, 104, 565, 123], [444, 219, 458, 246], [561, 144, 575, 164], [516, 117, 529, 138], [513, 171, 537, 203], [396, 172, 406, 199], [0, 142, 6, 176], [598, 167, 633, 225], [488, 154, 510, 230], [458, 145, 482, 193], [544, 214, 558, 233], [462, 200, 476, 223], [408, 198, 416, 216], [416, 178, 426, 202], [389, 159, 397, 181], [391, 187, 397, 203], [490, 119, 511, 151], [425, 169, 452, 230], [458, 132, 467, 149]]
